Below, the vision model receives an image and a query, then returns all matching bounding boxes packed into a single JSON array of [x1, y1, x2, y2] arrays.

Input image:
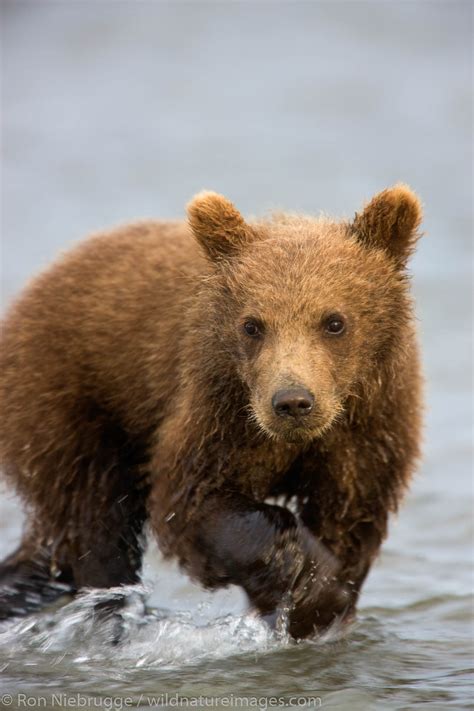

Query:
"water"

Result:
[[1, 2, 472, 708]]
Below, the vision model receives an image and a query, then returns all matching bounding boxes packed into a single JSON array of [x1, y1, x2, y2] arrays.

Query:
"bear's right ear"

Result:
[[187, 191, 254, 263]]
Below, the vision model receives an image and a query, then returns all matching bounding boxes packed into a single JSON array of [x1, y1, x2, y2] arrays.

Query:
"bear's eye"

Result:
[[324, 314, 346, 336], [243, 319, 262, 338]]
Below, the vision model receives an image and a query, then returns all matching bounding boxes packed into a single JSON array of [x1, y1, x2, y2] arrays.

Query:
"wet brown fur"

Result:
[[0, 186, 423, 636]]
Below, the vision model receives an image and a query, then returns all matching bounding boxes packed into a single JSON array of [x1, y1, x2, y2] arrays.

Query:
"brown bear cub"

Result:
[[0, 186, 423, 638]]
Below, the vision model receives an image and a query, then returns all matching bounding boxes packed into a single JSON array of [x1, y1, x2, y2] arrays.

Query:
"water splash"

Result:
[[0, 585, 284, 676]]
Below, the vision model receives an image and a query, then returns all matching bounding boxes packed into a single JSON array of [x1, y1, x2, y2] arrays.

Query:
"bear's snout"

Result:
[[271, 388, 314, 419]]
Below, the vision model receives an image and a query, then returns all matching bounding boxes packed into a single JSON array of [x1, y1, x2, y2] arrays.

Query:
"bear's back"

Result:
[[0, 220, 204, 456]]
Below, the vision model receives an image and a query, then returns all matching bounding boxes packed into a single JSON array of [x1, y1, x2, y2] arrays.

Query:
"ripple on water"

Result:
[[0, 586, 472, 708]]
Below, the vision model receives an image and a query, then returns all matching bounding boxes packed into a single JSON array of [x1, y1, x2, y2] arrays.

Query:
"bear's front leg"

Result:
[[152, 487, 349, 639]]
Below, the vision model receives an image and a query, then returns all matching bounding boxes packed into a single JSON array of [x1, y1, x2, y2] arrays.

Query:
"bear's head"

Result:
[[187, 186, 423, 443]]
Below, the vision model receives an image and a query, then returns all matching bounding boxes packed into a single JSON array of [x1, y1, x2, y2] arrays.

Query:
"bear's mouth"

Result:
[[248, 391, 338, 444], [275, 421, 327, 444], [278, 427, 314, 444], [252, 411, 329, 444]]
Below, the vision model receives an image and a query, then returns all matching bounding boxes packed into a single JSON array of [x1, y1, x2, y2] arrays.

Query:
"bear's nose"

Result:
[[272, 388, 314, 418]]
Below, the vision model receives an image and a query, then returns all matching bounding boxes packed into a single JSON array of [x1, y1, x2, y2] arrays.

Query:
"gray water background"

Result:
[[0, 1, 472, 708]]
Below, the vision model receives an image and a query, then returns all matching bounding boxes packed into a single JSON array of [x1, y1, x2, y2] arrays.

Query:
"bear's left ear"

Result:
[[187, 191, 255, 263], [352, 184, 423, 268]]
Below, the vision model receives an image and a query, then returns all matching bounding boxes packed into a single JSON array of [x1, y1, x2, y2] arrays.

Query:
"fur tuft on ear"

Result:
[[187, 191, 254, 262], [352, 184, 423, 267]]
